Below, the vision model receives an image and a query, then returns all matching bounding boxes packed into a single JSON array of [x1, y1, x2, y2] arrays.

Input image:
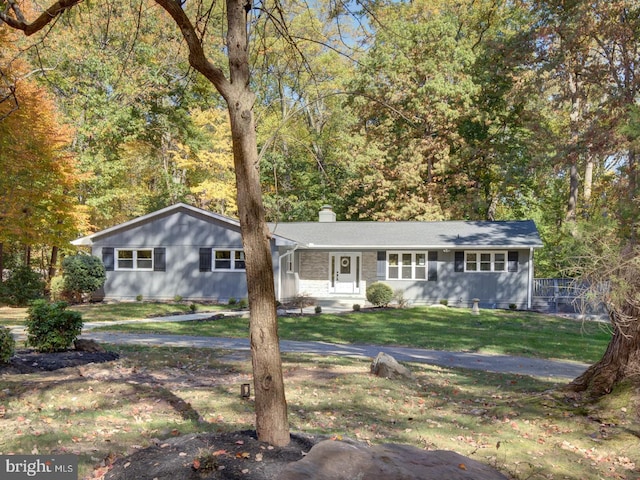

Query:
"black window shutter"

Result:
[[199, 248, 212, 272], [154, 248, 166, 272], [454, 251, 464, 272], [508, 251, 519, 272], [428, 251, 438, 281], [376, 251, 386, 277], [102, 247, 114, 271]]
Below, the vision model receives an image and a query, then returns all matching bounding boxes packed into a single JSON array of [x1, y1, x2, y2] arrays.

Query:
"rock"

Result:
[[74, 338, 105, 353], [370, 352, 412, 379], [280, 440, 509, 480]]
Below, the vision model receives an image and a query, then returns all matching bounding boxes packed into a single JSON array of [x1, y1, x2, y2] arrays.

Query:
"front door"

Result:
[[331, 253, 360, 294]]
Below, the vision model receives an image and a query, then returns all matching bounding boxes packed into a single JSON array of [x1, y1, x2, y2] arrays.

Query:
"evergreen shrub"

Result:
[[366, 282, 394, 307], [61, 254, 106, 302], [0, 327, 15, 364], [0, 266, 45, 307], [25, 300, 83, 352]]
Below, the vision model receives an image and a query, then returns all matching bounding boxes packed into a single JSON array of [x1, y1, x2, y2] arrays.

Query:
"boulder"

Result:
[[74, 338, 105, 353], [370, 352, 412, 379], [281, 440, 509, 480]]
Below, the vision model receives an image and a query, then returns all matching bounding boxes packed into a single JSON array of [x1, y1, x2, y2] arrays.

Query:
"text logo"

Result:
[[0, 455, 77, 480]]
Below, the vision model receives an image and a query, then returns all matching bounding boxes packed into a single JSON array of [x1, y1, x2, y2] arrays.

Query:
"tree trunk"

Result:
[[155, 0, 289, 446], [568, 243, 640, 396], [49, 246, 59, 280], [568, 308, 640, 396], [0, 242, 3, 283]]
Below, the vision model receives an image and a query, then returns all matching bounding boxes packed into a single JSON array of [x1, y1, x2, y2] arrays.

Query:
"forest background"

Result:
[[1, 0, 638, 281]]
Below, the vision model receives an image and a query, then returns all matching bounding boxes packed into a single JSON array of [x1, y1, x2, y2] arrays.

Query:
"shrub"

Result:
[[353, 304, 361, 311], [228, 297, 237, 306], [189, 303, 197, 312], [61, 254, 106, 303], [366, 282, 394, 307], [0, 327, 15, 364], [0, 266, 45, 307], [314, 305, 322, 314], [393, 288, 408, 308], [174, 295, 183, 302], [136, 294, 143, 302], [439, 299, 449, 306], [238, 298, 249, 309], [25, 300, 83, 353]]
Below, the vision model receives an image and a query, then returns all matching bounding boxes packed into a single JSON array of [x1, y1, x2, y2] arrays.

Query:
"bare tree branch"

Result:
[[0, 0, 83, 36]]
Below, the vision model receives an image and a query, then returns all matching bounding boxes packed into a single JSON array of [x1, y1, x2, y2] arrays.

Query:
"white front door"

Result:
[[331, 253, 360, 294]]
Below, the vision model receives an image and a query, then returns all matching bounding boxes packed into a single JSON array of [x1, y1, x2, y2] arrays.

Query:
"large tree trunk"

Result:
[[568, 246, 640, 396], [154, 0, 290, 446], [568, 309, 640, 396]]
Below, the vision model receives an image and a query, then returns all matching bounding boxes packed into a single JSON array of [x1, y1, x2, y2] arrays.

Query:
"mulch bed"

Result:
[[1, 348, 119, 374]]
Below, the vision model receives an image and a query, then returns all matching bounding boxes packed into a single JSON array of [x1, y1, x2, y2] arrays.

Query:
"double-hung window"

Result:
[[387, 251, 429, 280], [200, 248, 246, 271], [214, 250, 245, 270], [464, 251, 506, 272], [116, 249, 153, 270]]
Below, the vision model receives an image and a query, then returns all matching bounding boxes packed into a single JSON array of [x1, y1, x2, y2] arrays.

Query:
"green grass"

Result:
[[0, 302, 232, 326], [93, 306, 612, 364], [2, 345, 638, 480]]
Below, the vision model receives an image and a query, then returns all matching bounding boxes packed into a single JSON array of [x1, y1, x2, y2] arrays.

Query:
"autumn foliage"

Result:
[[0, 28, 88, 254]]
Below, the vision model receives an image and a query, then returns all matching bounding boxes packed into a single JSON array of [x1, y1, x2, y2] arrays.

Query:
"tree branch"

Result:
[[0, 0, 83, 36], [154, 0, 231, 99]]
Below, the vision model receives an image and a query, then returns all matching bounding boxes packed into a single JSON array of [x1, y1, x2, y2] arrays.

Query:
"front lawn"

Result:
[[94, 307, 612, 364], [0, 302, 228, 327]]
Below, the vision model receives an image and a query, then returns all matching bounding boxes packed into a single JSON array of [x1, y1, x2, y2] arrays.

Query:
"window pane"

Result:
[[215, 250, 232, 269], [480, 253, 491, 271], [401, 254, 412, 279], [234, 251, 246, 269], [117, 250, 133, 269], [415, 253, 426, 279], [494, 253, 505, 271], [466, 253, 477, 271], [137, 250, 153, 269], [388, 254, 399, 279]]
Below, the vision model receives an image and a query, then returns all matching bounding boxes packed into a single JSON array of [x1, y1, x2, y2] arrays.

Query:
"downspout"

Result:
[[278, 244, 299, 303], [528, 247, 534, 310]]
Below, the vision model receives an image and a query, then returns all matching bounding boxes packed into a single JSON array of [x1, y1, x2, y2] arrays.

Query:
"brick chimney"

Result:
[[318, 205, 336, 222]]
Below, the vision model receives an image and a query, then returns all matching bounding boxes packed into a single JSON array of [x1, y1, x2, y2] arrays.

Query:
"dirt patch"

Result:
[[1, 349, 119, 374], [99, 430, 326, 480]]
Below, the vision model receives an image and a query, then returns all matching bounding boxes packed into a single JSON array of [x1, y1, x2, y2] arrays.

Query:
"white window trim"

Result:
[[464, 251, 507, 272], [386, 251, 428, 281], [115, 248, 153, 271], [213, 249, 246, 271]]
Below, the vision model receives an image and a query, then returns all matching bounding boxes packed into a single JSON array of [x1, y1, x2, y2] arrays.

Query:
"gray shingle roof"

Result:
[[269, 220, 542, 249]]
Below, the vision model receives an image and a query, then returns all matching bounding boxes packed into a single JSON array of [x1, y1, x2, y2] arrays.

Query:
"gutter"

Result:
[[528, 247, 534, 310]]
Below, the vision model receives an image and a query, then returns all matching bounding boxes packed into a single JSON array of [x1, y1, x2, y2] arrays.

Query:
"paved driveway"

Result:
[[82, 330, 589, 381]]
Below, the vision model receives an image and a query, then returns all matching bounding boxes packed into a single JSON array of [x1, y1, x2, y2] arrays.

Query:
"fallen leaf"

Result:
[[236, 452, 250, 459], [255, 453, 263, 462], [458, 463, 467, 470], [213, 449, 227, 456], [192, 459, 201, 470]]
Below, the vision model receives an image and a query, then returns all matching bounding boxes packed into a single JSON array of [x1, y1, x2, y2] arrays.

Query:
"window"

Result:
[[386, 251, 432, 280], [116, 249, 153, 270], [200, 248, 246, 271], [464, 251, 507, 272]]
